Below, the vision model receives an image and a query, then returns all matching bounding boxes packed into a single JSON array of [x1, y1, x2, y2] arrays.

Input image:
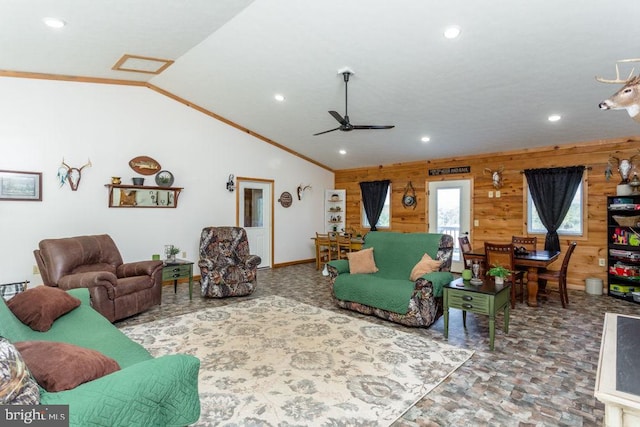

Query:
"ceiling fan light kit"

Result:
[[313, 70, 395, 136]]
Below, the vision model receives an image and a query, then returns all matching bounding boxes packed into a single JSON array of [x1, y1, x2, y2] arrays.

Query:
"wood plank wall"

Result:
[[334, 136, 640, 290]]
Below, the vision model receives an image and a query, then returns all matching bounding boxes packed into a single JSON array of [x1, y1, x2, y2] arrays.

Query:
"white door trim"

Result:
[[236, 177, 274, 268], [427, 178, 473, 273]]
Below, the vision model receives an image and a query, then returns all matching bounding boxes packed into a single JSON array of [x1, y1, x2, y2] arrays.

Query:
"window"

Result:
[[527, 181, 583, 236], [361, 185, 391, 228]]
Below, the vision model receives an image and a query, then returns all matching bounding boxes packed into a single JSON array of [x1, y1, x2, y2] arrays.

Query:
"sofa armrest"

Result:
[[242, 254, 262, 269], [198, 258, 214, 271], [58, 271, 117, 299], [415, 271, 454, 298], [327, 260, 349, 278], [40, 354, 201, 426], [436, 234, 454, 272], [117, 260, 163, 278]]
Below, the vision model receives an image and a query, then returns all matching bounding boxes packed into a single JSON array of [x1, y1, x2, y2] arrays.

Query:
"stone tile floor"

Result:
[[117, 264, 640, 426]]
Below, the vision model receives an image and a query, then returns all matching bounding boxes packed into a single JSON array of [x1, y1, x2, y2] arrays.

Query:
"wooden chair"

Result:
[[336, 233, 352, 259], [512, 235, 538, 276], [512, 236, 537, 252], [484, 242, 525, 309], [458, 235, 485, 277], [315, 232, 334, 270], [537, 241, 577, 308]]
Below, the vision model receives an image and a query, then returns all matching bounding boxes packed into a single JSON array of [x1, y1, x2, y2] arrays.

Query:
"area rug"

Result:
[[120, 296, 473, 426]]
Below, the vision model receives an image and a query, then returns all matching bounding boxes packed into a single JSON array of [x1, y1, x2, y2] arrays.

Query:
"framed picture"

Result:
[[0, 170, 42, 201]]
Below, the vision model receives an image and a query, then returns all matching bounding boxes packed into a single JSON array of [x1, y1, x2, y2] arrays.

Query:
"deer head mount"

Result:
[[297, 184, 312, 200], [606, 151, 640, 184], [597, 59, 640, 123], [57, 158, 92, 191], [483, 166, 504, 189]]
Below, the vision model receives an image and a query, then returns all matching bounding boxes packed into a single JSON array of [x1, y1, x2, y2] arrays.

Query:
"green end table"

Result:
[[444, 277, 511, 350], [162, 259, 194, 300]]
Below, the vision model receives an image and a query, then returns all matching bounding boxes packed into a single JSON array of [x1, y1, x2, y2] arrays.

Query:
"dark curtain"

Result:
[[359, 180, 390, 231], [524, 166, 585, 253]]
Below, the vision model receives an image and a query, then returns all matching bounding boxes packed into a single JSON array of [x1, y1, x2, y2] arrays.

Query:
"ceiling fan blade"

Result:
[[352, 125, 395, 130], [313, 126, 342, 136], [329, 111, 347, 125]]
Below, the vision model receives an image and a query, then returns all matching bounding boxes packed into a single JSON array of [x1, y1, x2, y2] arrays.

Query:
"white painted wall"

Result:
[[0, 77, 333, 284]]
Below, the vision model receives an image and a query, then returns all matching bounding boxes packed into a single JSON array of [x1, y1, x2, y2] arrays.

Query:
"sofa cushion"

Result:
[[409, 253, 442, 281], [0, 337, 40, 405], [347, 247, 379, 274], [72, 262, 117, 275], [7, 286, 81, 332], [15, 341, 120, 392], [333, 274, 415, 314]]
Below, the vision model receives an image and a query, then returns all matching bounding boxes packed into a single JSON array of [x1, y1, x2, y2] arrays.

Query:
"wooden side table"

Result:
[[162, 259, 194, 300], [444, 277, 511, 350]]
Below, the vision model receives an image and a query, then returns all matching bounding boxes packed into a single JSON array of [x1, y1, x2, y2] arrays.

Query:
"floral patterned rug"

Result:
[[120, 296, 473, 426]]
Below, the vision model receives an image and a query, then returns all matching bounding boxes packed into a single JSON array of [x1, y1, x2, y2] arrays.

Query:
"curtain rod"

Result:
[[519, 166, 592, 174]]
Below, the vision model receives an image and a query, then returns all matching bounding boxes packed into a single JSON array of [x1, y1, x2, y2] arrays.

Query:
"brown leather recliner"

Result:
[[33, 234, 163, 322]]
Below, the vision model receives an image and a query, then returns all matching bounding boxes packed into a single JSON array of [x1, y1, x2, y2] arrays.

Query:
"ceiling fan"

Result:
[[313, 71, 395, 136]]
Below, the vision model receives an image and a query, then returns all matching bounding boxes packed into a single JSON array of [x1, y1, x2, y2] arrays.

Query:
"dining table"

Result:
[[464, 249, 561, 307]]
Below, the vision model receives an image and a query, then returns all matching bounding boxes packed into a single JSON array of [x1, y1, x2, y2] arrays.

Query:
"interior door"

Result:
[[428, 179, 471, 273], [237, 178, 273, 268]]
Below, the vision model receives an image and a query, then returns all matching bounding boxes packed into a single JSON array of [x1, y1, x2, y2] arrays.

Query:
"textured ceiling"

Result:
[[1, 0, 639, 170]]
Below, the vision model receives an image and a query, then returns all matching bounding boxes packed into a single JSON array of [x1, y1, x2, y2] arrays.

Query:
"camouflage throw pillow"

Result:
[[0, 337, 40, 404]]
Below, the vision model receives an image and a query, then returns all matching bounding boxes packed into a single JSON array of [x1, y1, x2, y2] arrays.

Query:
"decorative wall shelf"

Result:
[[105, 184, 183, 208], [325, 189, 346, 233]]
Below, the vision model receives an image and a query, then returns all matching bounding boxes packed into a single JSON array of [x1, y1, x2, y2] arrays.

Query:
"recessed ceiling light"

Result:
[[43, 17, 66, 28], [339, 149, 347, 155], [274, 94, 285, 102], [443, 26, 461, 39], [421, 136, 431, 143], [548, 114, 562, 122]]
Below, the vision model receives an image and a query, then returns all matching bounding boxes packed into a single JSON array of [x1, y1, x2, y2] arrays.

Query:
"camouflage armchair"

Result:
[[198, 227, 261, 298]]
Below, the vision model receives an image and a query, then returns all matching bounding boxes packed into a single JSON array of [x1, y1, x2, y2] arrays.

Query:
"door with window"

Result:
[[237, 178, 273, 268], [428, 179, 472, 273]]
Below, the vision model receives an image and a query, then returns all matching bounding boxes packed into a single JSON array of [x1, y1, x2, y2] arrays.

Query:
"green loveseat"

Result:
[[0, 288, 201, 426], [327, 231, 454, 327]]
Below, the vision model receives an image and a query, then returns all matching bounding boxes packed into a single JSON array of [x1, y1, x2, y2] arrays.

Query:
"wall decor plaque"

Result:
[[428, 166, 470, 176], [129, 156, 161, 175], [278, 191, 293, 208]]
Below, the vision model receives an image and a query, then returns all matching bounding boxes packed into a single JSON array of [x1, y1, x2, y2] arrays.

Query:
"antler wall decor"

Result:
[[606, 151, 640, 184], [297, 184, 312, 200], [57, 158, 92, 191], [483, 166, 504, 189], [597, 58, 640, 123]]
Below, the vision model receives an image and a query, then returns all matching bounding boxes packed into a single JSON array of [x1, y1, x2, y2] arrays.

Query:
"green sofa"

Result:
[[327, 231, 454, 327], [0, 288, 201, 426]]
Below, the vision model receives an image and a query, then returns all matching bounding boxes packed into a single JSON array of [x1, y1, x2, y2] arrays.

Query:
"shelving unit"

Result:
[[325, 189, 346, 233], [105, 184, 183, 208], [607, 195, 640, 304]]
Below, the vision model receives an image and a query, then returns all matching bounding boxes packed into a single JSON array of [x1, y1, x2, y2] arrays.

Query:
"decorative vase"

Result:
[[494, 276, 504, 285], [462, 269, 472, 280]]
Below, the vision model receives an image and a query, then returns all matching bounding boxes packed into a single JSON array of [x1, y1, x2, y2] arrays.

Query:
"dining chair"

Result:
[[537, 241, 577, 308], [484, 242, 525, 309], [315, 232, 333, 270], [336, 233, 352, 259], [512, 236, 537, 252], [512, 235, 538, 277], [458, 235, 485, 277]]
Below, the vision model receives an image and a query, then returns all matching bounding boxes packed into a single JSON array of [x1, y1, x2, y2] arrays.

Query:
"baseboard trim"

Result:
[[273, 259, 315, 268]]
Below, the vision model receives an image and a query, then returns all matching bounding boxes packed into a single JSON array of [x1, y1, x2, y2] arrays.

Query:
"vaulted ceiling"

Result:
[[2, 0, 639, 170]]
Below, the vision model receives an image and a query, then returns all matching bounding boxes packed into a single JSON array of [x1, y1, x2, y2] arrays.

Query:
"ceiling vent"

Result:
[[112, 54, 174, 75]]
